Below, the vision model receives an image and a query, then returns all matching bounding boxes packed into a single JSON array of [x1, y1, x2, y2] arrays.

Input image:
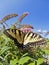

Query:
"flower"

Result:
[[19, 28, 33, 33]]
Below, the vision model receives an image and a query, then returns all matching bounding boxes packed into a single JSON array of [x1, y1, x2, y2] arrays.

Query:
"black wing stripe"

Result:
[[7, 29, 10, 31], [38, 35, 42, 38], [4, 29, 15, 40], [27, 32, 31, 37], [14, 29, 16, 35], [12, 29, 16, 35], [11, 29, 13, 33], [19, 30, 22, 37], [33, 33, 37, 38], [31, 33, 34, 38]]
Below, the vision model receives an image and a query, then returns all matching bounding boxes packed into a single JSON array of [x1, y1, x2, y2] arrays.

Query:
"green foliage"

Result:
[[0, 62, 3, 65], [0, 34, 49, 65], [42, 38, 49, 54], [18, 56, 33, 65], [10, 56, 33, 65], [37, 58, 44, 65], [10, 56, 18, 65], [44, 49, 49, 54]]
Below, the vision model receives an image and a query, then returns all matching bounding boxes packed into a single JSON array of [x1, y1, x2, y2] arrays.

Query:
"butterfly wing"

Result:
[[23, 32, 46, 56], [4, 29, 25, 47], [23, 32, 46, 46], [4, 29, 46, 49]]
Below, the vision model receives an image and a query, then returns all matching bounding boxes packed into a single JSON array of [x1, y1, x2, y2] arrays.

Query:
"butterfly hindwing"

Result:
[[23, 32, 45, 46]]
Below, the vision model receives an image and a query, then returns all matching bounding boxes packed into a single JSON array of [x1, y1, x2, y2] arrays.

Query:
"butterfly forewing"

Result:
[[4, 29, 25, 44]]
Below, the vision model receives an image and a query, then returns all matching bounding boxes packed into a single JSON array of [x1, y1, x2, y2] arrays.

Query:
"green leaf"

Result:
[[10, 56, 18, 65], [0, 56, 4, 61], [18, 56, 33, 65], [0, 46, 11, 55], [22, 53, 28, 57], [44, 49, 49, 54], [28, 62, 34, 65], [0, 62, 3, 65], [37, 58, 44, 65]]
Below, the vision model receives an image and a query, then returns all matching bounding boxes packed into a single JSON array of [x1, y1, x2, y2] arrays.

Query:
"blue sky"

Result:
[[0, 0, 49, 33]]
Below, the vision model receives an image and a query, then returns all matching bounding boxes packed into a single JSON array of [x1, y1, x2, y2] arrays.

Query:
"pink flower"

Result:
[[19, 28, 33, 33]]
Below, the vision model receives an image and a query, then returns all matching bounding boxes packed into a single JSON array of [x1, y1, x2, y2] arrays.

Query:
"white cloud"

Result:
[[43, 30, 47, 33], [37, 29, 47, 33], [37, 29, 41, 32]]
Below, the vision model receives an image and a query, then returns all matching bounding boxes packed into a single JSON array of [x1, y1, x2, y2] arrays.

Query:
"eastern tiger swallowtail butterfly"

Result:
[[4, 29, 46, 50]]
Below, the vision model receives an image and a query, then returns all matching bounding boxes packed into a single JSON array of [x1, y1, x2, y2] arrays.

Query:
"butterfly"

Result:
[[4, 29, 46, 49]]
